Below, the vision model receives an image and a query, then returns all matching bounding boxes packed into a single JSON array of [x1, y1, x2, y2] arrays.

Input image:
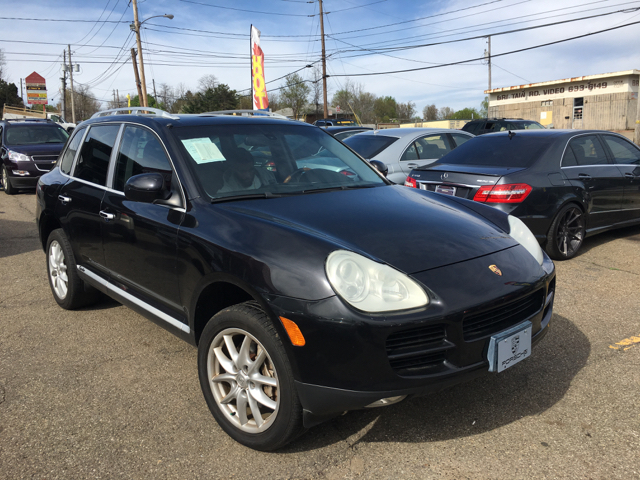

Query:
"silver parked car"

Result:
[[343, 128, 474, 184]]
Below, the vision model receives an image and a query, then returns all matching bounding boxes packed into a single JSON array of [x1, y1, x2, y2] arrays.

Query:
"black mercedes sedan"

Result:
[[36, 108, 555, 450], [405, 130, 640, 260]]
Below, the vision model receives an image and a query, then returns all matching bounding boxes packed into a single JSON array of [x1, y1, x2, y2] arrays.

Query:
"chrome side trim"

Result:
[[416, 180, 480, 189], [78, 266, 191, 334]]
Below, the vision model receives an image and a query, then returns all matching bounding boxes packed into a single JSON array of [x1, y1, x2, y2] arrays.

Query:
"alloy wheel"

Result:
[[556, 207, 584, 257], [207, 328, 279, 433], [49, 240, 69, 299]]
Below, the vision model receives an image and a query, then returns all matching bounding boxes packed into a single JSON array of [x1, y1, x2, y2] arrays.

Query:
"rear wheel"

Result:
[[545, 204, 585, 260], [2, 166, 16, 195], [198, 301, 304, 451], [46, 229, 101, 309]]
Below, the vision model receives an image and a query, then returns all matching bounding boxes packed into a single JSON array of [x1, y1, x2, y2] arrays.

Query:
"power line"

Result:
[[178, 0, 313, 16], [328, 20, 640, 78]]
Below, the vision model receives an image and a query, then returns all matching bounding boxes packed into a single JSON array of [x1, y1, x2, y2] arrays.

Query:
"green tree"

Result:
[[0, 79, 23, 112], [374, 96, 397, 122], [396, 101, 416, 123], [450, 107, 480, 120], [280, 73, 310, 120], [182, 84, 239, 114], [480, 96, 488, 117], [129, 94, 162, 109]]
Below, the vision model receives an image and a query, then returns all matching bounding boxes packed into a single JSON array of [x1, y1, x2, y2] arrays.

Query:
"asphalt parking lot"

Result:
[[1, 190, 638, 480]]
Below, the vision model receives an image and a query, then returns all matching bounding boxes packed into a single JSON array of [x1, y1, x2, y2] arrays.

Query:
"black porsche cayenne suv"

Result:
[[405, 129, 640, 260], [36, 108, 555, 450]]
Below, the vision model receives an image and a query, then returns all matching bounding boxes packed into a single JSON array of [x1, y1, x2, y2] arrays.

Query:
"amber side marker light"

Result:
[[279, 317, 306, 346]]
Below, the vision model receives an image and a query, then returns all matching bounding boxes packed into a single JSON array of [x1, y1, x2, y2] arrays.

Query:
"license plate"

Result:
[[487, 321, 532, 373], [435, 185, 456, 196]]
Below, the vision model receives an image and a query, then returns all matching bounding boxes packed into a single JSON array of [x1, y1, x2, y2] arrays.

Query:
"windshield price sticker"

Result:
[[181, 138, 226, 164]]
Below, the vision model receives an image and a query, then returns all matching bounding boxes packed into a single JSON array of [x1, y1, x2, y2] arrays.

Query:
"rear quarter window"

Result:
[[343, 135, 398, 159]]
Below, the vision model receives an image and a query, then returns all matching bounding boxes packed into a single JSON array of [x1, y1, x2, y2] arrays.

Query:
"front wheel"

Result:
[[2, 166, 16, 195], [198, 302, 304, 451], [545, 204, 585, 260]]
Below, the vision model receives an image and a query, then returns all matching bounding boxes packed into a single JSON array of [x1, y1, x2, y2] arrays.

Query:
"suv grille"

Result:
[[386, 324, 448, 375], [462, 289, 544, 340]]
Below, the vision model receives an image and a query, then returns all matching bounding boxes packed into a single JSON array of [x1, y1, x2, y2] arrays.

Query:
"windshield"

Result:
[[6, 125, 69, 145], [434, 134, 554, 168], [343, 134, 398, 159], [171, 123, 386, 200]]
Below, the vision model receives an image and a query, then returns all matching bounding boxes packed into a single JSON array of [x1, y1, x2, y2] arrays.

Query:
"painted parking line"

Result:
[[609, 336, 640, 351]]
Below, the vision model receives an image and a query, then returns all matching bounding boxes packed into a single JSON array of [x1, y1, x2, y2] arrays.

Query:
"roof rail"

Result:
[[5, 118, 54, 124], [91, 107, 179, 120], [204, 109, 290, 120]]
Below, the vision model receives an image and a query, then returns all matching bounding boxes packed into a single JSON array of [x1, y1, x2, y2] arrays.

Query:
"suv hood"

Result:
[[219, 185, 518, 274], [6, 143, 65, 156]]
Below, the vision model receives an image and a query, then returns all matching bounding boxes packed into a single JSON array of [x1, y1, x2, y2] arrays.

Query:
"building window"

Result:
[[541, 100, 553, 106], [573, 98, 583, 120]]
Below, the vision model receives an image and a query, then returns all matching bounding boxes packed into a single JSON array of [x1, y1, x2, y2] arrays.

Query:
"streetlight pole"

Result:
[[130, 0, 173, 107]]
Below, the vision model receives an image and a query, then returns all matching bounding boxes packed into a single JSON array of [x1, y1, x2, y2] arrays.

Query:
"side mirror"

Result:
[[369, 160, 388, 177], [124, 173, 168, 203]]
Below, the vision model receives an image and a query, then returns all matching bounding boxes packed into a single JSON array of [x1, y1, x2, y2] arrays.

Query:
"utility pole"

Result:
[[68, 45, 76, 124], [318, 0, 328, 119], [486, 36, 492, 91], [61, 50, 67, 120], [116, 89, 121, 108], [635, 73, 640, 145], [113, 90, 117, 108], [131, 0, 148, 107], [153, 78, 157, 106], [131, 48, 143, 102]]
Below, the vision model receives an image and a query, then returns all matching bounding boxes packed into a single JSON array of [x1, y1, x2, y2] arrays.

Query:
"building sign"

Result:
[[25, 71, 47, 105], [251, 25, 269, 111], [487, 71, 639, 106]]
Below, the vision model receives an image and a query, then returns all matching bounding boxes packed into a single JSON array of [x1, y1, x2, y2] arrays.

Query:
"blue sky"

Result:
[[2, 0, 640, 114]]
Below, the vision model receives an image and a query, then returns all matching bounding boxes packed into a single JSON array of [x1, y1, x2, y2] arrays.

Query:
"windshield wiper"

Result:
[[211, 192, 283, 203]]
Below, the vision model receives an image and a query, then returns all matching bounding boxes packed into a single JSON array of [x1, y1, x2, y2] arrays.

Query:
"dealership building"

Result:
[[486, 70, 639, 135]]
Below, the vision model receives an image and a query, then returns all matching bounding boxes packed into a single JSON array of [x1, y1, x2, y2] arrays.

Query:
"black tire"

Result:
[[198, 301, 305, 451], [46, 229, 101, 309], [545, 204, 585, 260], [2, 166, 16, 195]]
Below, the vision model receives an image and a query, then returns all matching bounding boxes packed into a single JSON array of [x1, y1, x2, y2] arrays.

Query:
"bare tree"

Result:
[[396, 101, 416, 122], [310, 65, 323, 117], [438, 106, 455, 120], [198, 74, 218, 92], [65, 84, 100, 121], [422, 104, 438, 121]]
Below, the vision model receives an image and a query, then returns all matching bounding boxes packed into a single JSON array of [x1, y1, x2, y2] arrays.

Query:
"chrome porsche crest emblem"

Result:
[[511, 336, 520, 354], [489, 264, 502, 276]]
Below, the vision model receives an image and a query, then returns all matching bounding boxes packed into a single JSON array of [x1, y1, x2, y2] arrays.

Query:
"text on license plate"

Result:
[[435, 185, 456, 196], [487, 321, 532, 373]]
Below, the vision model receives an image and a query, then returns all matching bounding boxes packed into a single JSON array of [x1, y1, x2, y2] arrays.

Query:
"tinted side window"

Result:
[[74, 125, 120, 186], [561, 146, 577, 167], [114, 126, 173, 191], [401, 142, 418, 161], [451, 133, 472, 147], [416, 134, 451, 159], [568, 135, 608, 166], [59, 127, 86, 174], [602, 135, 640, 165]]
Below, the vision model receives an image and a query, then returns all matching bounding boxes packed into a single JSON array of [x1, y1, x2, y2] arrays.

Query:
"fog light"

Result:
[[364, 395, 407, 408], [12, 170, 30, 176]]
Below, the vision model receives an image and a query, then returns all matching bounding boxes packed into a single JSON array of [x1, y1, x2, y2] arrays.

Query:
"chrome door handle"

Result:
[[99, 211, 116, 221], [58, 195, 72, 204], [624, 172, 636, 179], [578, 174, 592, 180], [407, 163, 419, 168]]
